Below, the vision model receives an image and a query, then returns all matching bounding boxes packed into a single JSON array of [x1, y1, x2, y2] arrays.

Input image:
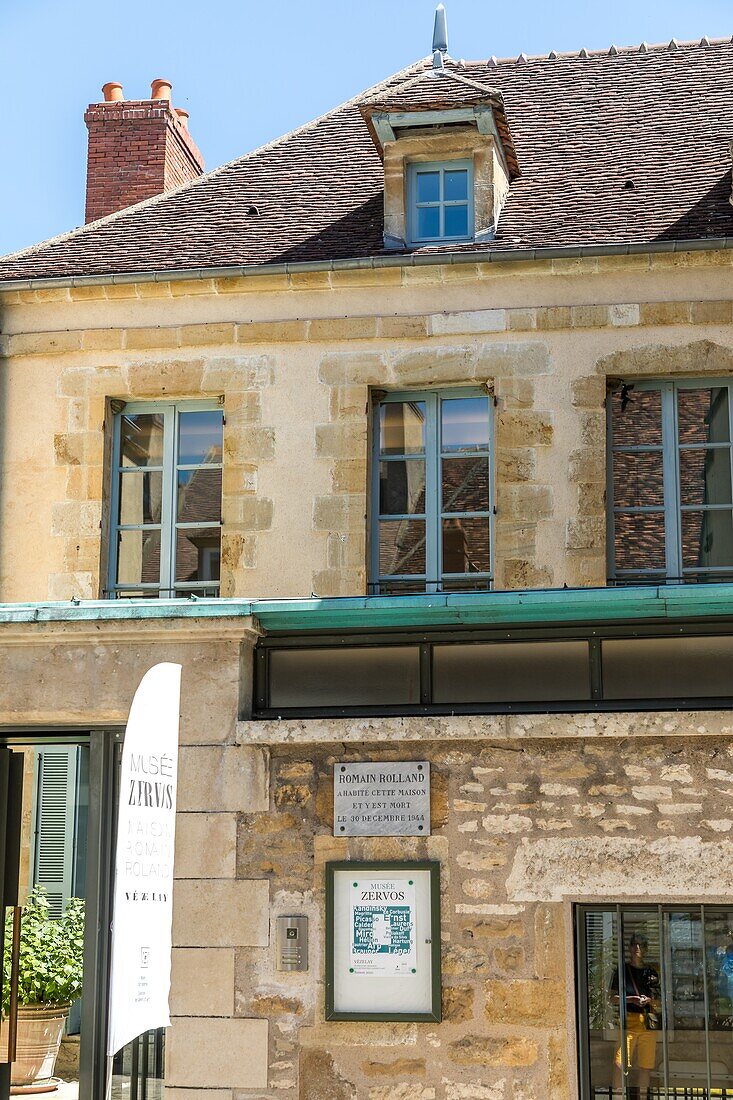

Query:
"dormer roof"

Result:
[[359, 67, 520, 178]]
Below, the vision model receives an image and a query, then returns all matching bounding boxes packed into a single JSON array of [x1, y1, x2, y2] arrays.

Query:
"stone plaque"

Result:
[[334, 761, 430, 836]]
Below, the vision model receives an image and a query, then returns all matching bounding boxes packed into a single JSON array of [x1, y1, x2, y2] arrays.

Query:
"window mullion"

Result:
[[662, 382, 681, 581], [699, 904, 713, 1096], [606, 389, 617, 582], [371, 400, 382, 592], [108, 413, 123, 596], [489, 391, 495, 586], [439, 167, 445, 239], [160, 405, 177, 597], [426, 394, 440, 592]]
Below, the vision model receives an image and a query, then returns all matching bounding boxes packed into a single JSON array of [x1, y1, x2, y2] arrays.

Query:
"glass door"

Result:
[[577, 904, 733, 1098], [1, 742, 90, 1100]]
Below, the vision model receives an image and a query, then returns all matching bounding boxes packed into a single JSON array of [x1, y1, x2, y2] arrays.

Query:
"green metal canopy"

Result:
[[2, 584, 733, 634]]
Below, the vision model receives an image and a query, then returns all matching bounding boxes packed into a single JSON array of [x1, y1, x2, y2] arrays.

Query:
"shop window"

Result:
[[577, 904, 733, 1099], [407, 160, 474, 245], [371, 389, 493, 594], [432, 640, 591, 703], [108, 402, 223, 598], [260, 630, 733, 717], [609, 380, 733, 584], [602, 634, 733, 700], [268, 646, 420, 708]]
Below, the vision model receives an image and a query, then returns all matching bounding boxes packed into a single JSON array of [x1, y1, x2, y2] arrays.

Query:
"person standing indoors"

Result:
[[608, 933, 661, 1099]]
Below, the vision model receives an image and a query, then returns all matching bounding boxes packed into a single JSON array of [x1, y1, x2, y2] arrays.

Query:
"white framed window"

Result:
[[107, 400, 223, 598], [407, 160, 473, 245], [370, 388, 493, 594], [608, 379, 733, 584]]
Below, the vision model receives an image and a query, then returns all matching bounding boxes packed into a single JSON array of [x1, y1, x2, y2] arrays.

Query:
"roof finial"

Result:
[[432, 4, 448, 67]]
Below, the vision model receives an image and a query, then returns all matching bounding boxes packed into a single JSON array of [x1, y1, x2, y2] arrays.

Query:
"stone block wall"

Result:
[[232, 716, 733, 1100], [2, 251, 733, 602]]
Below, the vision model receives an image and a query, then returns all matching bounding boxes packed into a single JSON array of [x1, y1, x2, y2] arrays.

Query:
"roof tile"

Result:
[[1, 41, 733, 281]]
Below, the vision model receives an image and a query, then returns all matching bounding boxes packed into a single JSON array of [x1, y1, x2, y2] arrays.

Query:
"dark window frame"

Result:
[[608, 378, 733, 585], [107, 400, 224, 599], [254, 619, 733, 718], [575, 902, 733, 1100], [369, 388, 494, 595]]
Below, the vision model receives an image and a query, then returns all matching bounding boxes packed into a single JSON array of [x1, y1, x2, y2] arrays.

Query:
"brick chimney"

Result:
[[84, 79, 205, 223]]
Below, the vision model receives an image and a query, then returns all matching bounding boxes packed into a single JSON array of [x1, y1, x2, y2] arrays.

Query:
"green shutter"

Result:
[[31, 748, 78, 918]]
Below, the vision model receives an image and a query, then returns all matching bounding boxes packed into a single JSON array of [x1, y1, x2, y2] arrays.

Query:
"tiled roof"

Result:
[[362, 66, 502, 110], [1, 38, 733, 281]]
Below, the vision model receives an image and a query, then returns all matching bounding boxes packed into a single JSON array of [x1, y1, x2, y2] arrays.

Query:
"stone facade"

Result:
[[4, 611, 733, 1099], [2, 247, 733, 1098], [234, 731, 733, 1100], [2, 250, 733, 602]]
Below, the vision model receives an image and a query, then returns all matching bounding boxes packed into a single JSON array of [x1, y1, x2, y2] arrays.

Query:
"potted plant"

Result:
[[1, 886, 85, 1091]]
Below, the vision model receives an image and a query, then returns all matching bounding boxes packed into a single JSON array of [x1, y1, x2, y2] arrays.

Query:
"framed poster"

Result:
[[325, 861, 441, 1022]]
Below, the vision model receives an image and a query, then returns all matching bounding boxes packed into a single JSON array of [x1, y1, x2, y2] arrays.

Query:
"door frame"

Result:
[[0, 727, 122, 1100]]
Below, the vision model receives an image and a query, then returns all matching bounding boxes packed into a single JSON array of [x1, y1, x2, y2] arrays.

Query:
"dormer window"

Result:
[[408, 160, 473, 245], [359, 53, 519, 253]]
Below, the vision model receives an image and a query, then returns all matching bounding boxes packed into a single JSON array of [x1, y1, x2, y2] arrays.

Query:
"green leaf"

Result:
[[2, 887, 86, 1014]]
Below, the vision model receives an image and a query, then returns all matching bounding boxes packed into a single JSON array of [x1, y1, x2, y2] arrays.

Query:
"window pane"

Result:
[[678, 387, 730, 446], [581, 906, 733, 1100], [177, 468, 223, 523], [444, 169, 468, 201], [178, 410, 223, 465], [433, 641, 589, 703], [703, 908, 733, 1082], [610, 388, 662, 447], [119, 471, 162, 525], [175, 528, 221, 583], [613, 511, 666, 572], [441, 397, 490, 453], [679, 448, 733, 506], [444, 204, 469, 238], [681, 509, 733, 570], [442, 457, 489, 513], [665, 910, 708, 1082], [442, 516, 490, 575], [116, 530, 161, 586], [379, 460, 425, 516], [617, 910, 662, 1086], [119, 414, 164, 467], [603, 634, 733, 698], [416, 206, 440, 238], [415, 171, 440, 203], [583, 909, 619, 1100], [378, 520, 426, 576], [379, 402, 426, 456], [612, 451, 664, 508], [269, 647, 420, 707]]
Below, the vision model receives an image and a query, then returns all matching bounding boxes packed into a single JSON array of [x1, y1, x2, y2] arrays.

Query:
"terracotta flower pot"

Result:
[[0, 1004, 69, 1088]]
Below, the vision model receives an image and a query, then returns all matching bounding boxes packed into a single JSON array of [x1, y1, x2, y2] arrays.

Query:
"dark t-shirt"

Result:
[[609, 964, 660, 1015]]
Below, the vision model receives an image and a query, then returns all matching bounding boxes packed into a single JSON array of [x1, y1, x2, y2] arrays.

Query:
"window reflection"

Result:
[[580, 906, 733, 1099]]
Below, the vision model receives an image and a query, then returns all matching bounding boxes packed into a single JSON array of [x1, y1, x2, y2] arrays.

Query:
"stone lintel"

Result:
[[237, 710, 733, 744]]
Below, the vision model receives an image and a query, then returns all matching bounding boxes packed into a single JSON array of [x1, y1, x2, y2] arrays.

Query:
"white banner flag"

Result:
[[107, 662, 182, 1056]]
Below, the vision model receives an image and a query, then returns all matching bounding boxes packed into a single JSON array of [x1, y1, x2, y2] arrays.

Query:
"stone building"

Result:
[[1, 14, 733, 1100]]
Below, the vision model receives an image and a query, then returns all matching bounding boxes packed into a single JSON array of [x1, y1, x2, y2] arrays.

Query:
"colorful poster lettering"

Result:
[[349, 878, 417, 976]]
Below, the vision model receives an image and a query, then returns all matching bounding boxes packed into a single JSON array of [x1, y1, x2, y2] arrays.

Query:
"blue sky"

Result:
[[0, 0, 731, 258]]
